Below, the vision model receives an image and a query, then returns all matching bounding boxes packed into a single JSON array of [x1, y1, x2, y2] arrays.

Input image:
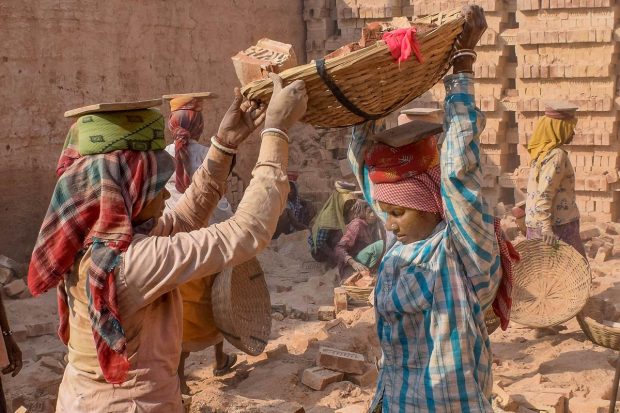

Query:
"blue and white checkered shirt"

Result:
[[348, 73, 501, 412]]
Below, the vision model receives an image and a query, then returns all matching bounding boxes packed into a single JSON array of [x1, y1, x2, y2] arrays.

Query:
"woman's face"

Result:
[[134, 188, 171, 224], [378, 201, 440, 244]]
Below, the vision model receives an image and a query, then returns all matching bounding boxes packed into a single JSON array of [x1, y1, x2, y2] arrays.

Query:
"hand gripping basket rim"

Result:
[[212, 257, 272, 356], [241, 8, 465, 128], [510, 239, 591, 328]]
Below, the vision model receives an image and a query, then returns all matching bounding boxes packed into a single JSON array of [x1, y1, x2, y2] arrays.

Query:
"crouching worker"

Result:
[[308, 181, 358, 267], [27, 73, 307, 413], [335, 199, 383, 280], [348, 7, 517, 411]]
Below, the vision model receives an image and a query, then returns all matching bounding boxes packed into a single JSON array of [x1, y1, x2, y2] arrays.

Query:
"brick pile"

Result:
[[301, 345, 377, 391], [301, 0, 620, 221]]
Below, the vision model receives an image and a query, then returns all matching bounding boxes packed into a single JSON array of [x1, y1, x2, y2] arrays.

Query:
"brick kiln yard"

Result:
[[2, 219, 619, 413]]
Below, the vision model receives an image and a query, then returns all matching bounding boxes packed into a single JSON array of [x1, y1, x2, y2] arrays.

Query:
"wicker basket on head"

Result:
[[577, 297, 620, 351], [212, 257, 271, 356], [242, 9, 465, 128], [511, 239, 591, 328]]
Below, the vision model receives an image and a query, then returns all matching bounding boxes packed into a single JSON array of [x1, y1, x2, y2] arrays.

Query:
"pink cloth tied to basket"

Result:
[[382, 28, 424, 64]]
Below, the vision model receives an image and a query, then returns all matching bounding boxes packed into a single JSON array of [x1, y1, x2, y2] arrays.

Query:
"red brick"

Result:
[[302, 367, 344, 390], [334, 287, 348, 313], [345, 363, 378, 387], [317, 346, 366, 374], [3, 278, 26, 298], [26, 322, 56, 338], [335, 406, 366, 413], [580, 225, 601, 241], [11, 326, 27, 343], [318, 305, 336, 321], [517, 30, 531, 44], [266, 344, 289, 359], [511, 391, 567, 412], [259, 401, 305, 413]]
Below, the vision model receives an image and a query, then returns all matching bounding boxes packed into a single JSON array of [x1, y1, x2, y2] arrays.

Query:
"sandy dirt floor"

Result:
[[3, 224, 620, 412]]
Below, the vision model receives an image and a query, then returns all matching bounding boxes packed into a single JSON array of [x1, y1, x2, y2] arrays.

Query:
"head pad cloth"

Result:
[[365, 135, 442, 214], [56, 109, 166, 176], [31, 118, 174, 384], [168, 97, 205, 193], [365, 136, 518, 330]]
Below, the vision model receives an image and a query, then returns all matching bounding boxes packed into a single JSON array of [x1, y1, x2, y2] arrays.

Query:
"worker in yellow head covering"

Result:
[[527, 114, 577, 171], [524, 102, 585, 257]]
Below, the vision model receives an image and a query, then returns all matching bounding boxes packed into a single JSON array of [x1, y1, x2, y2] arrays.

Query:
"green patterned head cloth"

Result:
[[56, 109, 167, 176], [76, 109, 166, 154]]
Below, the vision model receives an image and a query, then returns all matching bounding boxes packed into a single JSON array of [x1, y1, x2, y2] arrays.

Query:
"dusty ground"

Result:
[[3, 225, 620, 412]]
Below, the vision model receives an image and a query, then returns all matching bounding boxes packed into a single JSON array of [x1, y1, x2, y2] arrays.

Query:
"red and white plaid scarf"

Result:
[[168, 98, 204, 193]]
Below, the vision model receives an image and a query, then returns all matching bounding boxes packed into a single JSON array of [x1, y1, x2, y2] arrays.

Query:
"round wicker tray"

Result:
[[577, 297, 620, 351], [242, 9, 465, 128], [511, 239, 591, 328], [212, 257, 271, 356]]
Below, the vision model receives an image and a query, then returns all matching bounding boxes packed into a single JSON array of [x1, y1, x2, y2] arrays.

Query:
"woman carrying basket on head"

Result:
[[348, 6, 517, 411], [27, 75, 308, 413]]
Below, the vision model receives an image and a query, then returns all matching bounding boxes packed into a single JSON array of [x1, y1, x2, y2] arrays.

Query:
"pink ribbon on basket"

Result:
[[382, 28, 424, 64]]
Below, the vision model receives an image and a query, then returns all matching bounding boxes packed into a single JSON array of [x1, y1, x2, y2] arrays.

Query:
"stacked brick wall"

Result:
[[512, 2, 620, 221]]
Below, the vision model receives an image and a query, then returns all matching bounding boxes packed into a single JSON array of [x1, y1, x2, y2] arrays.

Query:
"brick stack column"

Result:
[[401, 0, 516, 207], [513, 0, 620, 221]]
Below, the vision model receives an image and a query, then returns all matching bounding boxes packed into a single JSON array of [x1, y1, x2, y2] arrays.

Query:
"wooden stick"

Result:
[[610, 353, 620, 413]]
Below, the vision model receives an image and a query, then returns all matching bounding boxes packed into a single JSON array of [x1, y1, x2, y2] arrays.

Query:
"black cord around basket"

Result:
[[315, 58, 383, 122]]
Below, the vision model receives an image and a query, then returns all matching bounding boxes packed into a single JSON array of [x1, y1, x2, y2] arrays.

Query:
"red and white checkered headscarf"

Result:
[[365, 135, 443, 216], [373, 165, 443, 216]]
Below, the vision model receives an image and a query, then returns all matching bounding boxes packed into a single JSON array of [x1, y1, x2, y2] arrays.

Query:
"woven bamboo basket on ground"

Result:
[[577, 297, 620, 351], [212, 257, 271, 356], [485, 308, 500, 335], [511, 239, 591, 328], [242, 9, 465, 128]]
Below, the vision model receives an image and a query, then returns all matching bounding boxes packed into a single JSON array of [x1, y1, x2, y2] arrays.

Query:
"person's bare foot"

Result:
[[213, 353, 237, 376]]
